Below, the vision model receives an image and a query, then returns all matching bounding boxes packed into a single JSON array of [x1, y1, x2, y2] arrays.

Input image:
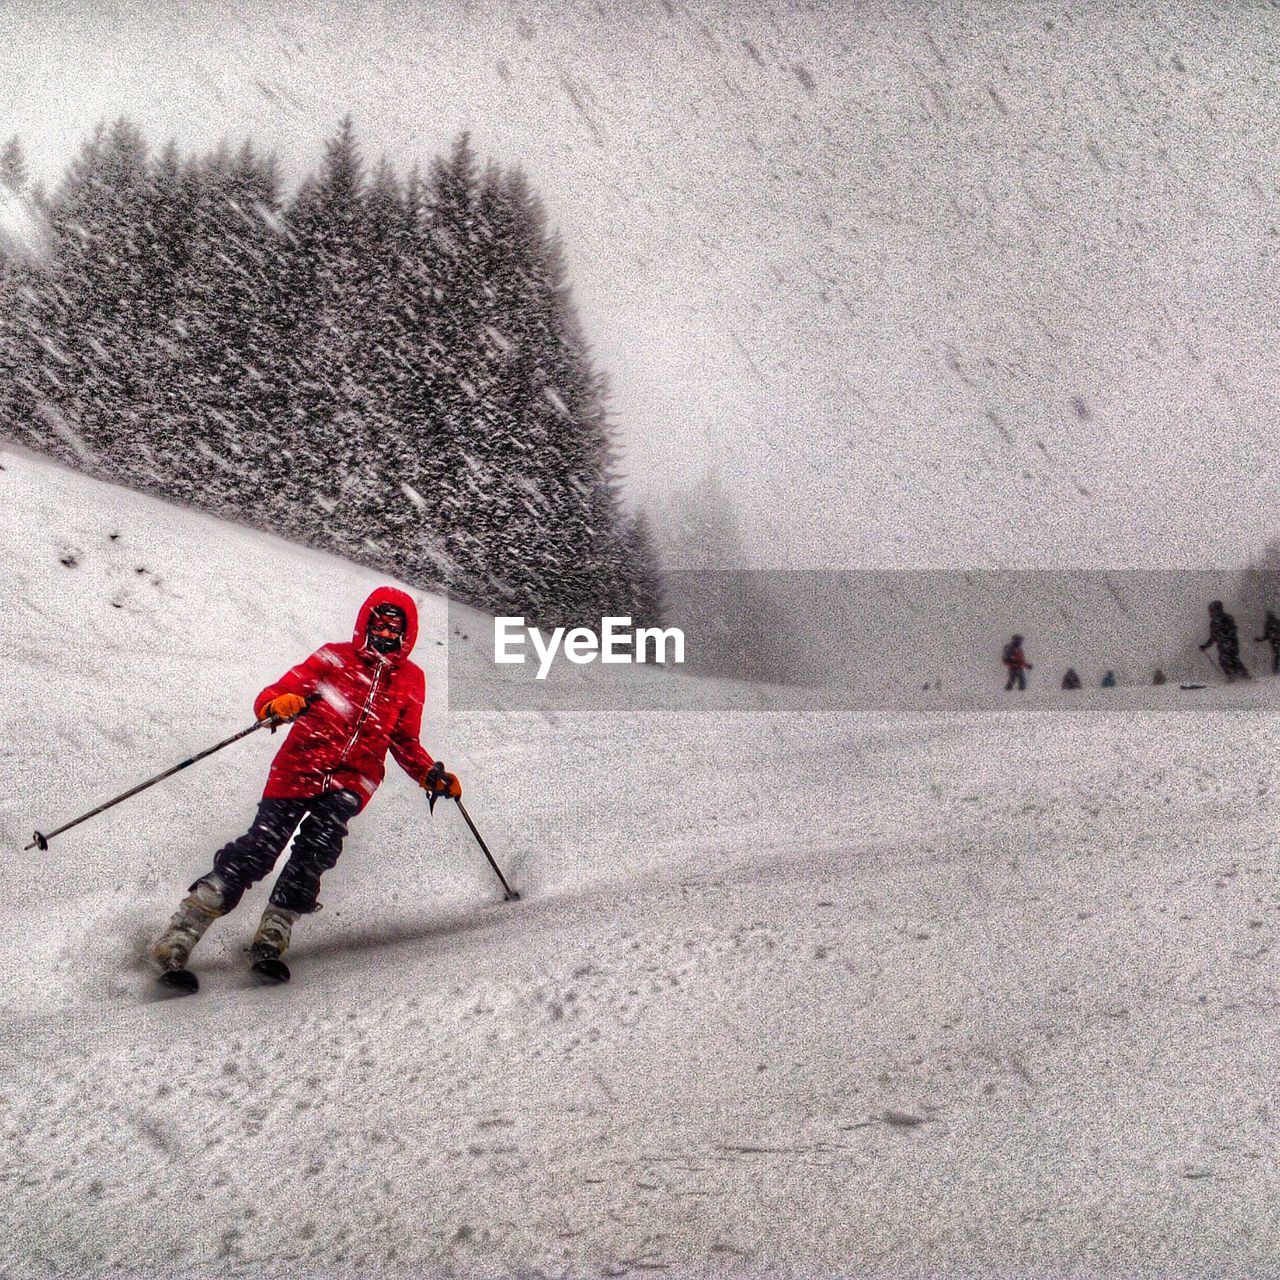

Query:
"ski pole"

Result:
[[24, 694, 319, 852], [425, 763, 519, 900], [1198, 645, 1222, 680], [454, 797, 520, 901]]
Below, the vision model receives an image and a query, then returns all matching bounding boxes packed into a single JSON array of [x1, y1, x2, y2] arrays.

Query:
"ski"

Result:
[[250, 955, 291, 985], [156, 968, 199, 996]]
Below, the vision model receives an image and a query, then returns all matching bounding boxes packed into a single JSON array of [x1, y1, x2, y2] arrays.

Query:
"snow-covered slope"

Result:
[[4, 447, 1280, 1278]]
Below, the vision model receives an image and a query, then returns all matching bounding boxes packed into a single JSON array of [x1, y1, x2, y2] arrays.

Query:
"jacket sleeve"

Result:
[[389, 667, 436, 785], [253, 648, 333, 719]]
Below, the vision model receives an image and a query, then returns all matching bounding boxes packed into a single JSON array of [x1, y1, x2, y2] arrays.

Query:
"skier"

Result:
[[1199, 600, 1251, 682], [1100, 670, 1117, 688], [1061, 668, 1082, 690], [149, 586, 461, 985], [1255, 610, 1280, 675], [1001, 634, 1032, 691]]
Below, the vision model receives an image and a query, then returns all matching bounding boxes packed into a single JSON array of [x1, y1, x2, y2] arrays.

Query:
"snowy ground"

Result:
[[4, 447, 1280, 1277]]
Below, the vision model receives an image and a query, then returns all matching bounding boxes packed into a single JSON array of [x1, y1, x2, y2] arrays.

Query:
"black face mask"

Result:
[[366, 606, 407, 654]]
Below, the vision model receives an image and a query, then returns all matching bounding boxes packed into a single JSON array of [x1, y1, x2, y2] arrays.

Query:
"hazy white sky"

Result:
[[3, 1, 1280, 567]]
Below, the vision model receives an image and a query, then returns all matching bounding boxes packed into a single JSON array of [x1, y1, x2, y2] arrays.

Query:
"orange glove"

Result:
[[260, 693, 308, 722], [422, 761, 462, 806]]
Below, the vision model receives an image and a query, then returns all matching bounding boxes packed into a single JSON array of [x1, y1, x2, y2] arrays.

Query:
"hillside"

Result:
[[3, 446, 1280, 1278]]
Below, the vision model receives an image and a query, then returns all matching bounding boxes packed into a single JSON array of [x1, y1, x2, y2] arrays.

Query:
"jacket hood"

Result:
[[353, 586, 420, 660]]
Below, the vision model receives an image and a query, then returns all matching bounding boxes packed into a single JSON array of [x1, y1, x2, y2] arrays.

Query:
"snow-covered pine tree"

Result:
[[467, 165, 631, 626], [37, 122, 131, 470], [344, 156, 420, 569], [129, 138, 195, 492], [456, 160, 549, 613], [278, 116, 382, 558], [26, 120, 182, 480], [0, 137, 29, 437], [621, 510, 664, 629], [380, 163, 455, 587], [160, 139, 288, 512], [417, 132, 498, 601], [0, 138, 65, 459], [0, 136, 27, 192]]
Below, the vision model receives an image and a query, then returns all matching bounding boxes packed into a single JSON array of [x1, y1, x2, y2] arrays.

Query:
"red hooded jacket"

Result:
[[253, 587, 435, 810]]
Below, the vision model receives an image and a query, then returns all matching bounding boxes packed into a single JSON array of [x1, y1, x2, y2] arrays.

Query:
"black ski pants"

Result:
[[197, 789, 362, 914], [1005, 667, 1026, 691]]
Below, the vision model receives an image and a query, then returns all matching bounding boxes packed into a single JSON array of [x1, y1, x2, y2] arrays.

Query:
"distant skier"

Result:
[[1152, 669, 1167, 686], [149, 587, 461, 986], [1100, 670, 1117, 688], [1002, 634, 1032, 691], [1199, 600, 1250, 682], [1255, 610, 1280, 675], [1061, 668, 1082, 690]]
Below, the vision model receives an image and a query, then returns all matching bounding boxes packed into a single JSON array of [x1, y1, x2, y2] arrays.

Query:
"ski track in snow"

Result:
[[4, 447, 1280, 1277]]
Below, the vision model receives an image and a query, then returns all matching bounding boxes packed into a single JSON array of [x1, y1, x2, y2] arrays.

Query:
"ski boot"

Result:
[[149, 875, 227, 995], [249, 904, 299, 986]]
